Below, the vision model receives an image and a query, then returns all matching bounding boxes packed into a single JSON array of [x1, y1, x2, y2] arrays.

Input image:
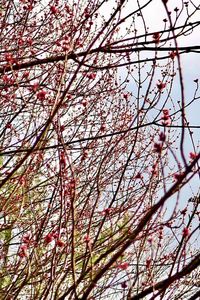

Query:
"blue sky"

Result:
[[114, 0, 200, 231]]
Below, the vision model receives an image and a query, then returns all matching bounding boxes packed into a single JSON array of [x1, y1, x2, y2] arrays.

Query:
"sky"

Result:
[[109, 0, 200, 221]]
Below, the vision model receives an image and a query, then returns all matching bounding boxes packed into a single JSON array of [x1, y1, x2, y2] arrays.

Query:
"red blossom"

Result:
[[2, 75, 10, 83], [18, 245, 28, 258], [60, 125, 65, 132], [117, 262, 129, 270], [153, 32, 160, 44], [27, 37, 33, 46], [146, 258, 151, 269], [22, 71, 30, 78], [45, 233, 54, 244], [22, 235, 32, 246], [151, 163, 158, 176], [154, 143, 162, 154], [157, 82, 166, 92], [87, 73, 96, 80], [163, 109, 169, 115], [52, 232, 59, 239], [159, 132, 166, 142], [135, 173, 142, 179], [181, 208, 187, 215], [148, 236, 153, 244], [56, 239, 65, 247], [6, 123, 12, 129], [50, 6, 58, 14], [161, 109, 171, 126], [121, 281, 127, 288], [18, 38, 24, 46], [37, 90, 47, 101], [31, 83, 39, 92], [100, 124, 106, 132], [5, 53, 14, 64], [60, 151, 66, 168], [100, 208, 111, 216], [174, 172, 185, 181], [169, 51, 177, 60], [81, 150, 88, 161], [82, 100, 87, 107], [182, 227, 189, 238], [123, 94, 129, 100], [189, 152, 198, 160], [84, 234, 90, 243]]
